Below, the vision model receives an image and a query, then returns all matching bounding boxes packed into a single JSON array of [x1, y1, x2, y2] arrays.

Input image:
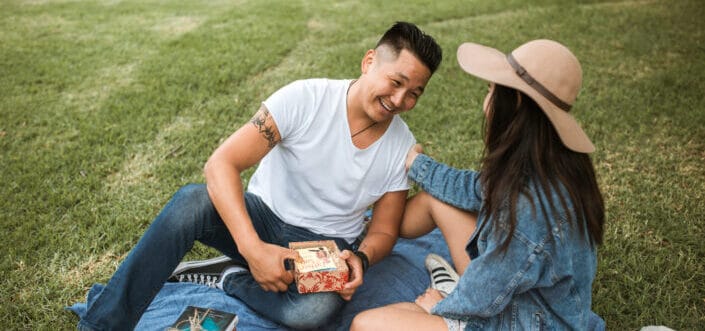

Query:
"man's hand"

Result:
[[242, 241, 299, 292], [405, 143, 423, 172], [337, 249, 364, 301], [415, 288, 443, 313]]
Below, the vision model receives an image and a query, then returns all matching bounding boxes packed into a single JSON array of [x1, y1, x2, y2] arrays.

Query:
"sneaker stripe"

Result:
[[434, 279, 456, 284], [425, 253, 459, 297], [432, 272, 453, 280]]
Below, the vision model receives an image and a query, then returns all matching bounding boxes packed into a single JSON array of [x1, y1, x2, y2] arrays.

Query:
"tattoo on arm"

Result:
[[250, 108, 278, 148]]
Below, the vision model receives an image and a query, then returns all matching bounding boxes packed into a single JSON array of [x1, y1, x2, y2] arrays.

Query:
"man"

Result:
[[76, 21, 442, 330]]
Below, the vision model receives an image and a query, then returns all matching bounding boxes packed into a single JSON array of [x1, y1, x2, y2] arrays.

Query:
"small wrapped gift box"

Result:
[[289, 240, 349, 294]]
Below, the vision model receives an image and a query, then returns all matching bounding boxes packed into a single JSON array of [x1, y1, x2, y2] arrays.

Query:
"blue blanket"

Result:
[[69, 228, 606, 330], [69, 230, 449, 330]]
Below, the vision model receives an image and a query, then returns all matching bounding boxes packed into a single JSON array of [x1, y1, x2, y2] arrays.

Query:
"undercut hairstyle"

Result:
[[376, 21, 443, 74], [480, 85, 605, 252]]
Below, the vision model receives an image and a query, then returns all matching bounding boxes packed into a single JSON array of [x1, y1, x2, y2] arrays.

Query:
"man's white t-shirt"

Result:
[[247, 78, 416, 243]]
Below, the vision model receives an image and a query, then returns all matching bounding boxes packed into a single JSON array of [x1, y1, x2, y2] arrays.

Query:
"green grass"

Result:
[[1, 0, 703, 329]]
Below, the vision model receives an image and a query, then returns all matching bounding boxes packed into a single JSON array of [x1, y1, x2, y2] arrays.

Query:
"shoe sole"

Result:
[[172, 255, 234, 276]]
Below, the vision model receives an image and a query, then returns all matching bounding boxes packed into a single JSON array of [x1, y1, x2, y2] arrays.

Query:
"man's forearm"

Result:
[[356, 231, 397, 266], [204, 159, 262, 255]]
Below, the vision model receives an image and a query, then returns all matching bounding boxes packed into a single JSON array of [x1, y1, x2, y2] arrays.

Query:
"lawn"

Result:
[[1, 0, 704, 329]]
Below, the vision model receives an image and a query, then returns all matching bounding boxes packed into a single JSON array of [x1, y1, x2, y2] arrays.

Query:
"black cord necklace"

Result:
[[351, 122, 377, 138], [347, 79, 377, 138]]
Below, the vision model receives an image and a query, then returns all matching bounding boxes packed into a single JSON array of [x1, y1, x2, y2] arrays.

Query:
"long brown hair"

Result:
[[480, 84, 604, 251]]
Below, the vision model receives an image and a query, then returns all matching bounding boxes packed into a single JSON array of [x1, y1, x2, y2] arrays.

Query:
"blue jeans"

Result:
[[78, 184, 351, 331]]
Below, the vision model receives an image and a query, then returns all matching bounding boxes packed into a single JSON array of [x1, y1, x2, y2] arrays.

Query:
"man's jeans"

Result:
[[78, 184, 352, 331]]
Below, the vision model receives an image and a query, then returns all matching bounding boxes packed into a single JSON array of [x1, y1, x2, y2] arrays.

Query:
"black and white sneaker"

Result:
[[168, 256, 237, 288], [170, 273, 222, 288], [215, 265, 249, 289], [425, 253, 459, 297]]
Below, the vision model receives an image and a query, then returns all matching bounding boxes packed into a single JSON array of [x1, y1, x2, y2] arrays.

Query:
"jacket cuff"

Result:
[[408, 153, 431, 183]]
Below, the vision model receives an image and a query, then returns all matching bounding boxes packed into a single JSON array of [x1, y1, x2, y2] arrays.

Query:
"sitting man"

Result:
[[76, 21, 442, 331]]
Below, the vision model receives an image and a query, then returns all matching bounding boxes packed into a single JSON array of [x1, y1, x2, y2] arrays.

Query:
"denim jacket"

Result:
[[409, 154, 604, 330]]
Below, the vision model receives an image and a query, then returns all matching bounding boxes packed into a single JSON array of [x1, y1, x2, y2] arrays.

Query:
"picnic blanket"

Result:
[[68, 229, 605, 330]]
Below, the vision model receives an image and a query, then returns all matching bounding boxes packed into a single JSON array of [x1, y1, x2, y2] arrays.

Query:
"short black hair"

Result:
[[376, 21, 443, 74]]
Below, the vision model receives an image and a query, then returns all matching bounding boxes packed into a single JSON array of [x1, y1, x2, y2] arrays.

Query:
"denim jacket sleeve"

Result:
[[431, 220, 548, 321], [407, 153, 482, 212]]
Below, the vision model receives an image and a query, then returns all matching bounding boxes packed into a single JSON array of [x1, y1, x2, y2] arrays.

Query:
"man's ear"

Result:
[[361, 49, 375, 74]]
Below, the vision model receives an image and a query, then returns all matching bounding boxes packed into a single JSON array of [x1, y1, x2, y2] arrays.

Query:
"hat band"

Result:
[[507, 54, 572, 112]]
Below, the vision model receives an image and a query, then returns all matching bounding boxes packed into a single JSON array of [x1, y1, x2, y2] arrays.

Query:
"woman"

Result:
[[351, 39, 605, 330]]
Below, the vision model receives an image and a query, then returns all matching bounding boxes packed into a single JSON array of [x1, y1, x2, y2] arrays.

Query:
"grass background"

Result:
[[1, 0, 704, 329]]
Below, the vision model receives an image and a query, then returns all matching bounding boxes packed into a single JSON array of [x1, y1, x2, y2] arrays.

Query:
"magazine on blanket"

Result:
[[168, 305, 238, 331]]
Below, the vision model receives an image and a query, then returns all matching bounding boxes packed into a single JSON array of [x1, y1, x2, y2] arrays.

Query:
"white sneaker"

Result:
[[425, 253, 459, 297]]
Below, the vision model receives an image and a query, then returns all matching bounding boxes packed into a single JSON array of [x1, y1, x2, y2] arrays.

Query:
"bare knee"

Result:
[[401, 191, 439, 238], [407, 191, 457, 218], [350, 310, 376, 331], [351, 303, 427, 331], [409, 190, 434, 207]]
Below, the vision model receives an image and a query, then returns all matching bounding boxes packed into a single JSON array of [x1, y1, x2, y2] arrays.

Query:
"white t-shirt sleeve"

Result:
[[262, 79, 312, 140]]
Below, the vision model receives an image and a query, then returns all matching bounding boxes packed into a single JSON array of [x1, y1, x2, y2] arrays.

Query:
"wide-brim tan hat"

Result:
[[457, 39, 595, 153]]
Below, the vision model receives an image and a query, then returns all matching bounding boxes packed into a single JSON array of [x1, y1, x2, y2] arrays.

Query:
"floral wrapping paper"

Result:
[[289, 240, 349, 293]]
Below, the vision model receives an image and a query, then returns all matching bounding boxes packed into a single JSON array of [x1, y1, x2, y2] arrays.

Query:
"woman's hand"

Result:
[[415, 288, 444, 313], [405, 143, 423, 172]]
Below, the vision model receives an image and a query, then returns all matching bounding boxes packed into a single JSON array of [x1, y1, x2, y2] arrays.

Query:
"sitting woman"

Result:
[[351, 39, 606, 330]]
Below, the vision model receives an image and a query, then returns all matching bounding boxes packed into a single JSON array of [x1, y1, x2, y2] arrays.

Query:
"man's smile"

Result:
[[379, 98, 395, 113]]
